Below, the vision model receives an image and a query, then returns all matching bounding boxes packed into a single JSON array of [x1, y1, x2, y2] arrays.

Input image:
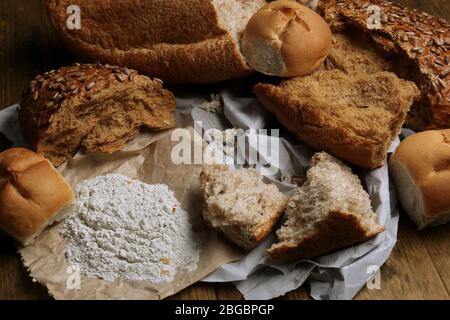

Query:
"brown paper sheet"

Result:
[[19, 128, 244, 300]]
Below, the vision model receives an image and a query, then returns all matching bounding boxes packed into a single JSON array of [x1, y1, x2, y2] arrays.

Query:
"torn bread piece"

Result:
[[268, 152, 384, 261], [200, 164, 288, 250]]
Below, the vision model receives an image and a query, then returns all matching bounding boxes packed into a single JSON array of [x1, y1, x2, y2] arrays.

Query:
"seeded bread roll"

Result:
[[19, 63, 176, 166], [200, 164, 288, 251], [390, 130, 450, 229], [268, 152, 385, 261], [318, 0, 450, 131], [0, 148, 75, 246], [45, 0, 267, 84], [241, 0, 332, 77]]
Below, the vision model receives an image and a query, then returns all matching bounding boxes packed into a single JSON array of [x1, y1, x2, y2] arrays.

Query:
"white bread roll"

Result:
[[241, 0, 332, 77], [390, 130, 450, 229], [0, 148, 75, 245]]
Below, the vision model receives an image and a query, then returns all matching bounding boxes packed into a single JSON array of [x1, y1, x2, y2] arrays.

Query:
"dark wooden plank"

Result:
[[356, 216, 450, 299]]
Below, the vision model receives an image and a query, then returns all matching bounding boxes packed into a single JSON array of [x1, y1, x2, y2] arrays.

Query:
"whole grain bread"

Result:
[[19, 63, 176, 166], [268, 152, 385, 261], [318, 0, 450, 131], [45, 0, 267, 84], [199, 164, 288, 251], [254, 69, 419, 169]]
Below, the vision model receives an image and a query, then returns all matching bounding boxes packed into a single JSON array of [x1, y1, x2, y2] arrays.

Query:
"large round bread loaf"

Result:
[[19, 63, 176, 166], [45, 0, 267, 84]]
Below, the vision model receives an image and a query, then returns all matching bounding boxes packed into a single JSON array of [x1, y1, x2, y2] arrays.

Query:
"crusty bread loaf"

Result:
[[0, 132, 11, 152], [0, 148, 75, 246], [318, 0, 450, 131], [268, 152, 384, 261], [241, 0, 332, 77], [254, 69, 420, 169], [390, 130, 450, 229], [199, 164, 288, 251], [45, 0, 267, 84], [19, 63, 176, 166]]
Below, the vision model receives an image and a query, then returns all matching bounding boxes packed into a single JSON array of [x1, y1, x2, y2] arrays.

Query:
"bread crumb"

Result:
[[198, 94, 223, 113]]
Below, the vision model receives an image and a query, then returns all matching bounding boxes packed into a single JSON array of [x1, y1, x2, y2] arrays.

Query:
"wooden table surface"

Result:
[[1, 0, 449, 300]]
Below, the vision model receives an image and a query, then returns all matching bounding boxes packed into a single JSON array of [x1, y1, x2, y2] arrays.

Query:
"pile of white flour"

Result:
[[60, 174, 202, 283]]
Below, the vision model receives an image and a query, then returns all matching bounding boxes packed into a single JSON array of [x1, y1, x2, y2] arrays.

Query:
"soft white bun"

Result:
[[0, 148, 75, 245], [390, 130, 450, 229], [241, 0, 332, 77]]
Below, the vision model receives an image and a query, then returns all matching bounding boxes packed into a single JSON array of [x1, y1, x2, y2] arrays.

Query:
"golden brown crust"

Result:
[[391, 129, 450, 217], [267, 210, 384, 262], [254, 70, 420, 169], [45, 0, 256, 84], [318, 0, 450, 130], [242, 0, 332, 77], [19, 63, 176, 166], [0, 148, 75, 245]]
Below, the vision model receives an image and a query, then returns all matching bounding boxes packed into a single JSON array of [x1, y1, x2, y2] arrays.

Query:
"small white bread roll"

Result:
[[390, 130, 450, 229], [241, 0, 332, 77], [0, 148, 74, 245]]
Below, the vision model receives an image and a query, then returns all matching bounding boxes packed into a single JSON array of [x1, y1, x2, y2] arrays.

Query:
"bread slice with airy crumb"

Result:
[[200, 164, 288, 251], [268, 152, 385, 262]]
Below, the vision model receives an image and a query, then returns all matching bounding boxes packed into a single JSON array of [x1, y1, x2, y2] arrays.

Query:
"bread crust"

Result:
[[45, 0, 259, 84], [390, 129, 450, 228], [19, 63, 176, 166], [268, 210, 384, 261], [0, 148, 74, 245], [254, 70, 419, 169], [242, 0, 332, 77], [318, 0, 450, 130], [199, 165, 287, 251]]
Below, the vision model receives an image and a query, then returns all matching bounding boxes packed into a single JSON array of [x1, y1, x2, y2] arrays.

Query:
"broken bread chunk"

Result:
[[200, 164, 288, 251], [268, 152, 384, 261], [254, 69, 420, 169], [19, 63, 176, 166]]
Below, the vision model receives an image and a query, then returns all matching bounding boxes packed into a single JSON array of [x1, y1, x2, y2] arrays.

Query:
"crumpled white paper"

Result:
[[0, 78, 401, 300], [178, 83, 400, 300]]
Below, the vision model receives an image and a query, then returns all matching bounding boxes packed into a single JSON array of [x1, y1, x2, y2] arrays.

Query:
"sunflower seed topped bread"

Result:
[[200, 164, 288, 251], [19, 63, 176, 166], [254, 69, 420, 169], [318, 0, 450, 131], [0, 148, 75, 246], [45, 0, 267, 84], [268, 152, 385, 261]]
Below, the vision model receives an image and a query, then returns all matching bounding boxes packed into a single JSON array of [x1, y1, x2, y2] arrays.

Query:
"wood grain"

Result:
[[0, 0, 449, 300]]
